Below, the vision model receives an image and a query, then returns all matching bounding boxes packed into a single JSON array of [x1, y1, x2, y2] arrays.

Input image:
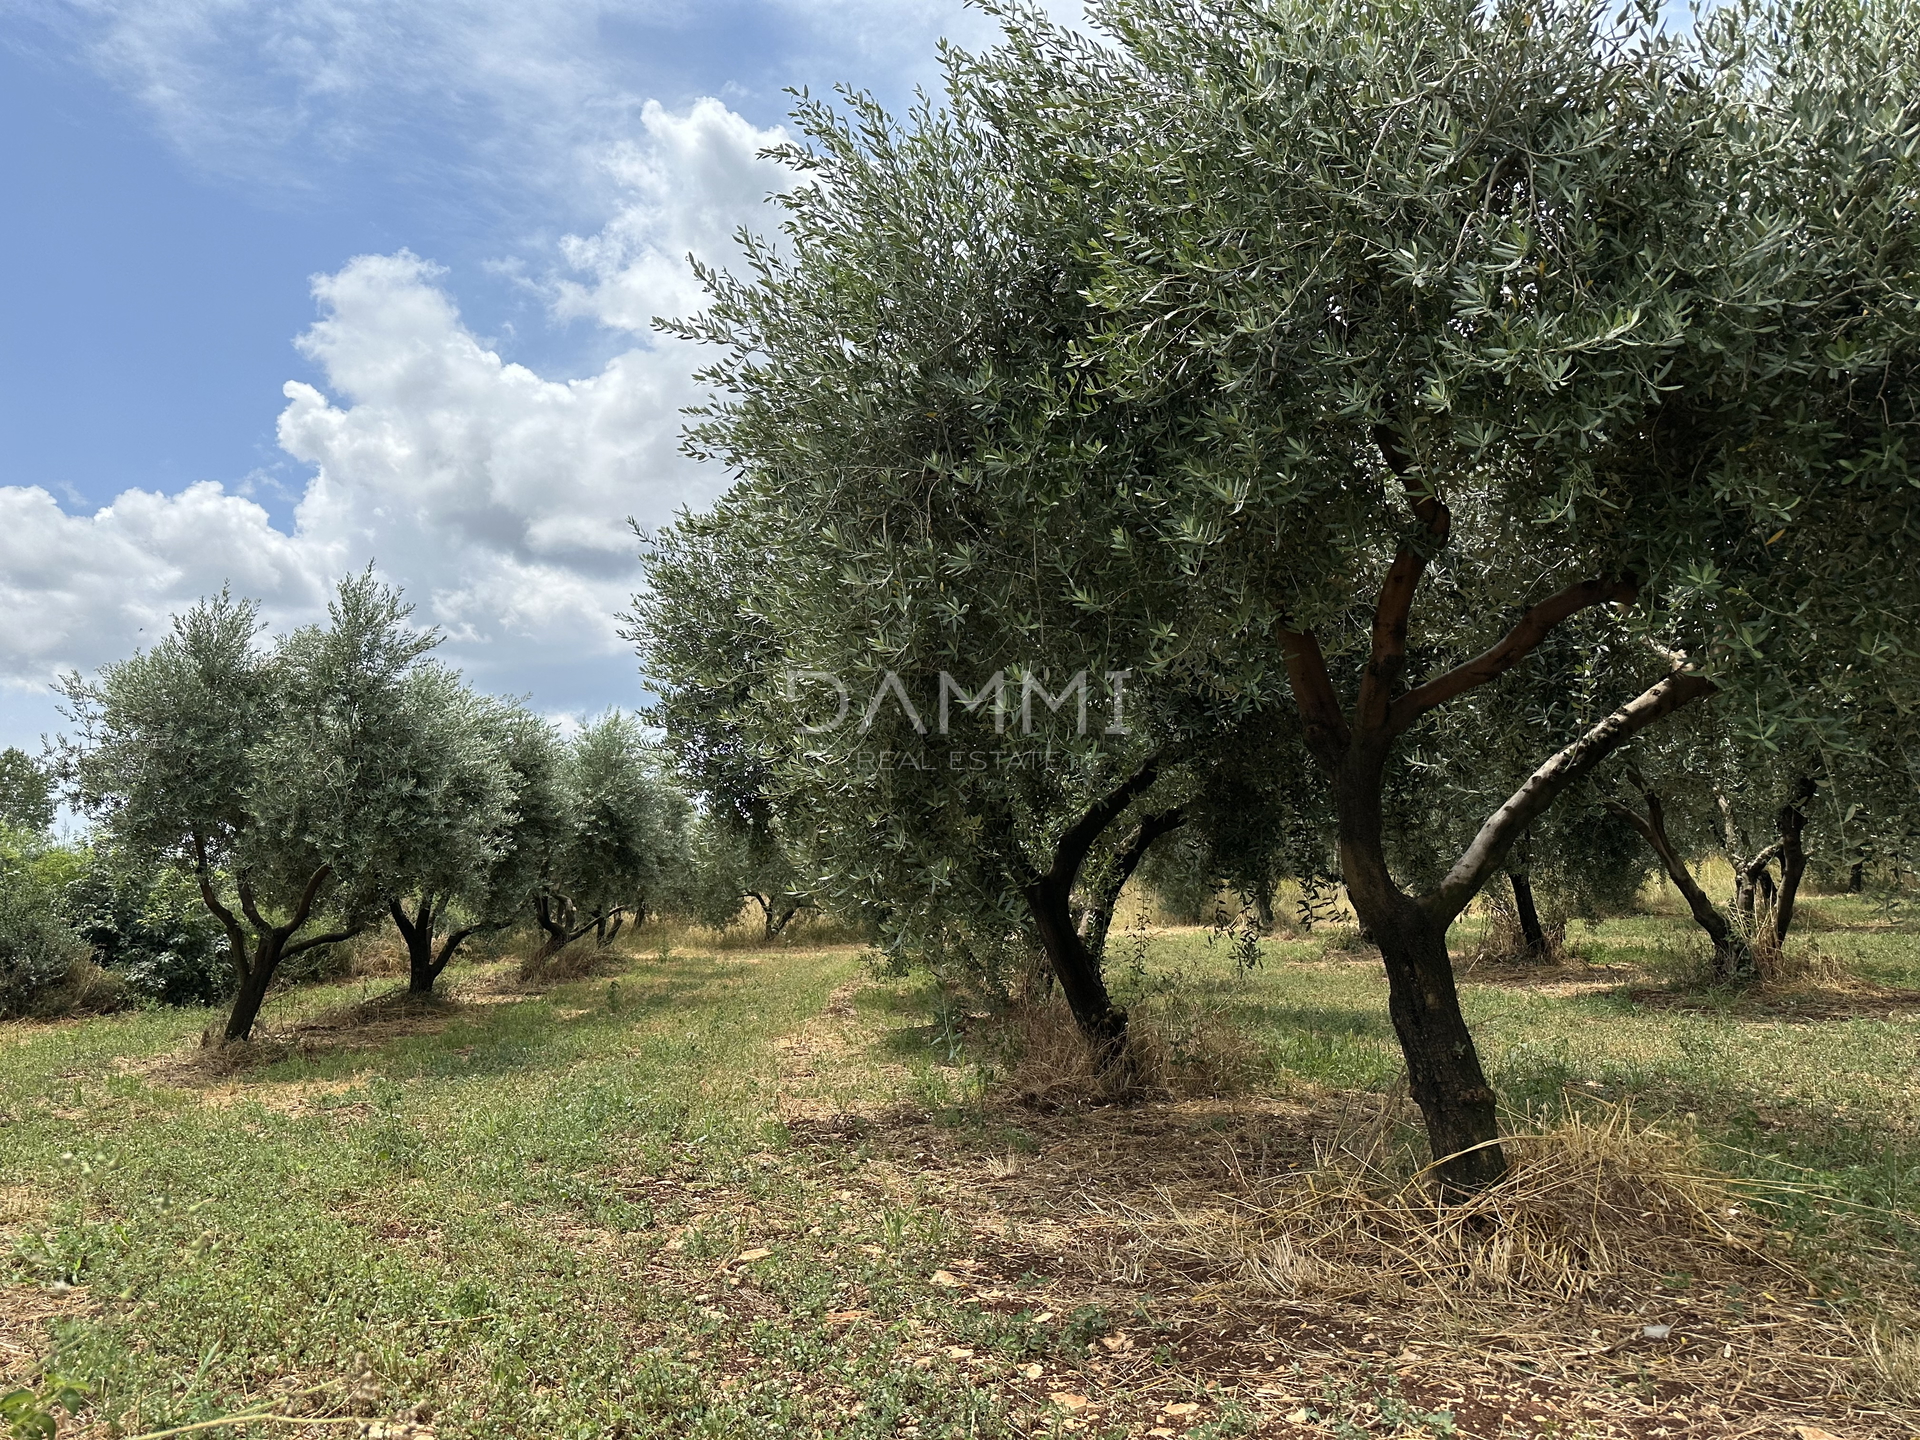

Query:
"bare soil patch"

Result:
[[761, 995, 1918, 1438], [1455, 955, 1644, 993], [773, 981, 914, 1124]]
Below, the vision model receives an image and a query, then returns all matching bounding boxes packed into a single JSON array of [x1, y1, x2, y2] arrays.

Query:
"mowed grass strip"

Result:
[[1, 946, 1020, 1438], [0, 902, 1916, 1438]]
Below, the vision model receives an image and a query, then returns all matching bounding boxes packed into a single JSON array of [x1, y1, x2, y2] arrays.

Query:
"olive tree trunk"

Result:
[[1020, 758, 1176, 1066], [391, 893, 493, 995], [1275, 436, 1716, 1192], [1606, 782, 1754, 983], [748, 893, 813, 940], [1771, 778, 1815, 948], [196, 860, 358, 1042], [1507, 870, 1548, 956]]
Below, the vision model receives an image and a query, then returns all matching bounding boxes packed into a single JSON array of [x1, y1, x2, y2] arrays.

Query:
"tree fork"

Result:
[[199, 861, 354, 1042], [1020, 756, 1167, 1068], [1023, 873, 1128, 1059], [1077, 806, 1187, 969], [1606, 782, 1754, 983], [223, 937, 283, 1043], [1283, 510, 1715, 1190], [394, 895, 439, 993]]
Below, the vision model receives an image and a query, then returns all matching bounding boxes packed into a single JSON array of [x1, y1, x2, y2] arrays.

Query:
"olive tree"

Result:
[[625, 524, 819, 944], [642, 0, 1920, 1187], [59, 575, 456, 1041], [381, 684, 543, 995], [634, 96, 1304, 1041], [529, 712, 688, 958], [1606, 660, 1920, 980], [683, 817, 815, 940], [0, 748, 55, 836], [1600, 729, 1814, 981], [988, 0, 1919, 1184]]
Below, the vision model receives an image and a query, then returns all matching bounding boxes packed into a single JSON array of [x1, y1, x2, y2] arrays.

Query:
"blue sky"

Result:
[[0, 0, 1051, 753]]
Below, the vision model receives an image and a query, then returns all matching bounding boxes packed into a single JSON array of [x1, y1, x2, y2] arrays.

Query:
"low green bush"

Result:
[[59, 848, 229, 1007], [0, 827, 101, 1019]]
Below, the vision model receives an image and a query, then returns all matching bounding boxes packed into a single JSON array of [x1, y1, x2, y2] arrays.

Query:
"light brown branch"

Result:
[[1423, 671, 1717, 925]]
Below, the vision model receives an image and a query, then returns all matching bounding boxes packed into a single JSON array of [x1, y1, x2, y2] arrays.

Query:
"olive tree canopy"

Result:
[[0, 749, 55, 836], [640, 0, 1920, 1187], [528, 712, 690, 958], [60, 574, 460, 1040]]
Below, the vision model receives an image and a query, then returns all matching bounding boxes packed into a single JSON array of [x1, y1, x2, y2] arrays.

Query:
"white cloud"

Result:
[[0, 480, 332, 685], [770, 0, 1086, 63], [278, 247, 721, 680], [0, 96, 779, 732], [554, 98, 792, 331]]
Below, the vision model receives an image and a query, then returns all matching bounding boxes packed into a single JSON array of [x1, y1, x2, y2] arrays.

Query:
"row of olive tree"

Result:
[[57, 573, 684, 1042], [633, 0, 1920, 1191]]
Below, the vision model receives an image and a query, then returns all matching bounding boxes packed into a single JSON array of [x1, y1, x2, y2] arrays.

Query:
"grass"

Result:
[[1, 896, 1917, 1439]]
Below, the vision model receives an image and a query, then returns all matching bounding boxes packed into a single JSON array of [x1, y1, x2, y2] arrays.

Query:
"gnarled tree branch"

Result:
[[1040, 752, 1164, 886], [1387, 578, 1639, 736], [1422, 671, 1718, 925]]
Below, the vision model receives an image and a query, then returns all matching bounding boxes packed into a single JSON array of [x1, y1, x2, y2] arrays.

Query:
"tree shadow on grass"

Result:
[[142, 953, 750, 1090], [1618, 980, 1920, 1024]]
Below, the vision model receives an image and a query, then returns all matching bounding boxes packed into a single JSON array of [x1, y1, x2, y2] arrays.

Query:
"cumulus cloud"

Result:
[[0, 481, 332, 686], [279, 247, 721, 683], [554, 98, 792, 332], [0, 95, 779, 734]]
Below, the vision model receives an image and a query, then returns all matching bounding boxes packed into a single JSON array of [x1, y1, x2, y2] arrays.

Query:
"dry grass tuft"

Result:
[[1755, 930, 1853, 988], [1866, 1324, 1920, 1405], [333, 930, 410, 979], [997, 995, 1265, 1109], [517, 941, 619, 983], [40, 958, 130, 1018], [1141, 1104, 1781, 1304], [1468, 889, 1569, 967], [1070, 1102, 1920, 1411], [998, 999, 1137, 1109]]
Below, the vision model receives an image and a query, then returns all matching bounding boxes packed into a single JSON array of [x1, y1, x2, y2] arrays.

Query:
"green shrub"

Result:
[[59, 849, 230, 1007], [0, 828, 97, 1019]]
